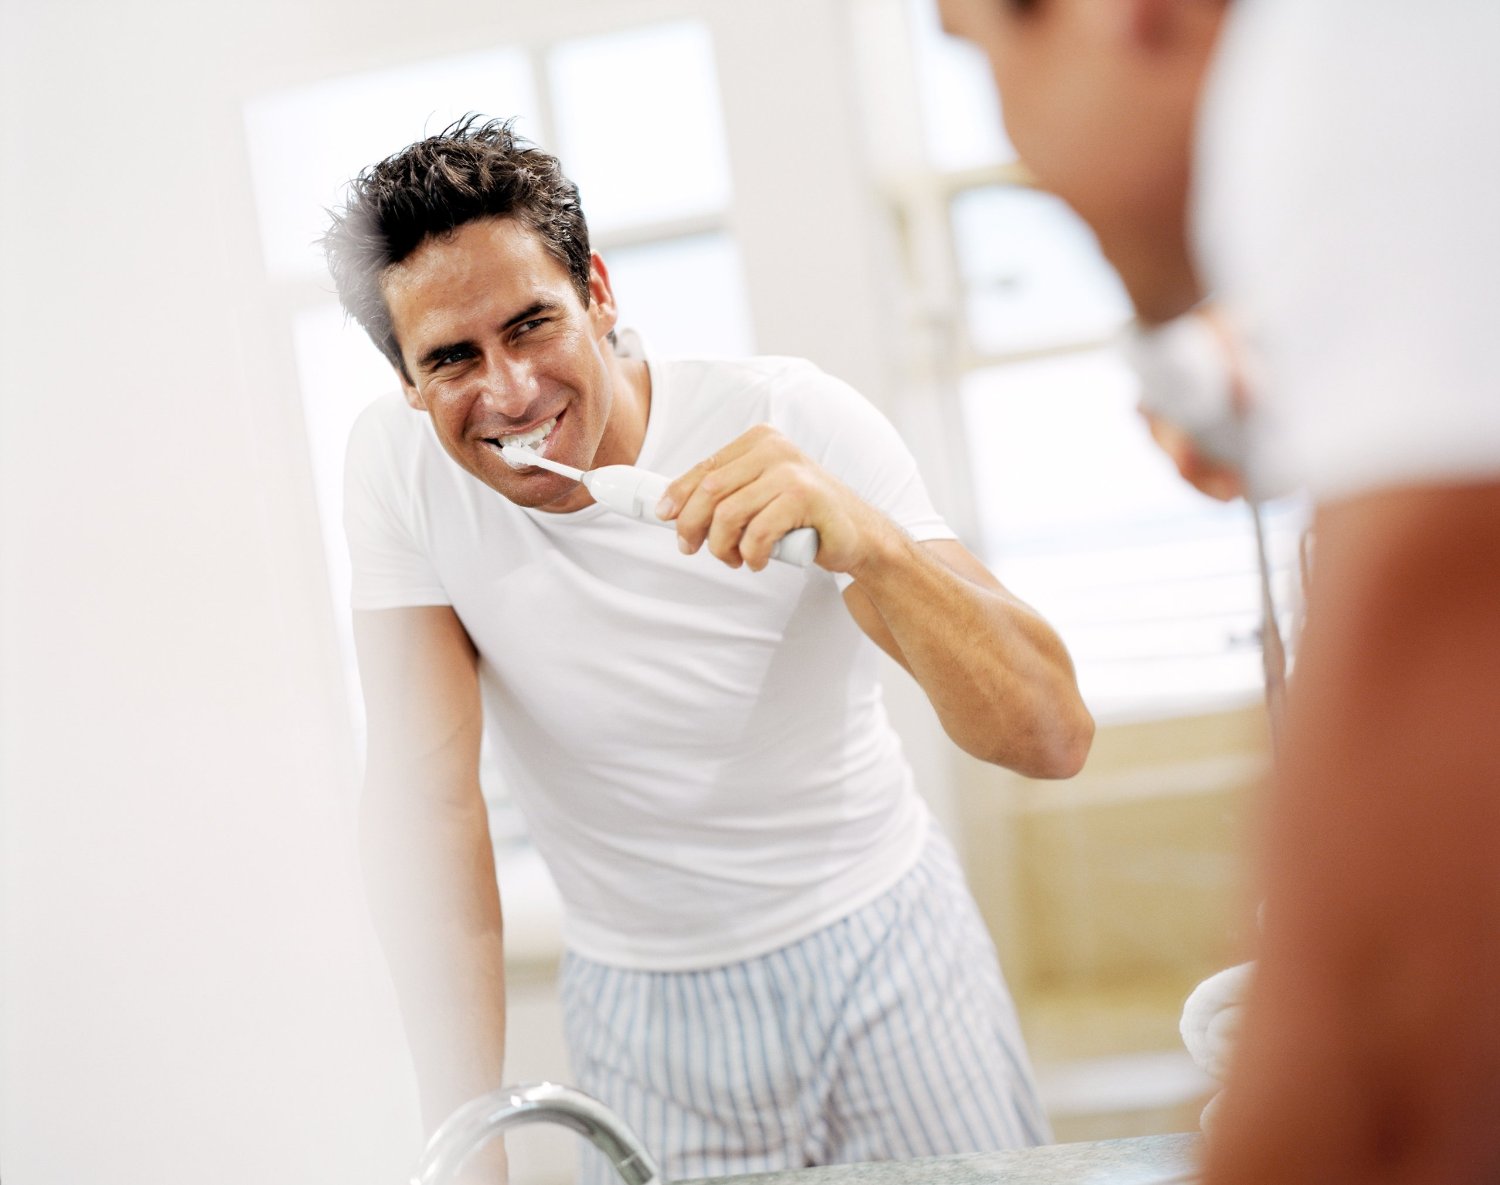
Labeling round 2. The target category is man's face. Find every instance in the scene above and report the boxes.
[382,216,624,513]
[936,0,1223,320]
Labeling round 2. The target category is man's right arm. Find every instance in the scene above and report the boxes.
[1204,483,1500,1185]
[355,605,507,1137]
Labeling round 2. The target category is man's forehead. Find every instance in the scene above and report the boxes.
[382,220,569,305]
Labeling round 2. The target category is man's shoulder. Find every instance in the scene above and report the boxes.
[655,353,858,428]
[347,391,432,469]
[658,352,828,392]
[350,389,420,439]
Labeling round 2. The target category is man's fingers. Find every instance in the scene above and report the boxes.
[738,493,812,571]
[1182,460,1245,503]
[702,477,806,569]
[658,428,777,520]
[1144,411,1244,502]
[672,450,778,552]
[657,452,721,521]
[657,427,824,569]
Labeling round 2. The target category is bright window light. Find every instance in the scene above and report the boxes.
[960,349,1306,717]
[952,185,1133,355]
[547,22,733,234]
[605,233,755,358]
[908,0,1017,171]
[244,48,542,279]
[962,349,1214,547]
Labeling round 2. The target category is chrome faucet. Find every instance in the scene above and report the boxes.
[410,1081,663,1185]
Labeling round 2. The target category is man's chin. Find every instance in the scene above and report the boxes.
[487,471,587,514]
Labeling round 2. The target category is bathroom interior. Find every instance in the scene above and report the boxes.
[2,0,1302,1182]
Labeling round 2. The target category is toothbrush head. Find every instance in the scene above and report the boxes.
[498,444,587,482]
[500,443,538,470]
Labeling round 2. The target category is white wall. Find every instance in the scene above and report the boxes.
[0,3,419,1182]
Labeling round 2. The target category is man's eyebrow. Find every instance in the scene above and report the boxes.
[414,301,560,373]
[501,300,555,331]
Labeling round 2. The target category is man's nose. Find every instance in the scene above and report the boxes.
[472,354,540,419]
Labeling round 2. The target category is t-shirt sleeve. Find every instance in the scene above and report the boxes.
[1197,1,1500,503]
[343,398,452,610]
[773,363,957,590]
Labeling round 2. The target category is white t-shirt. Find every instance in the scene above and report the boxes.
[1195,0,1500,503]
[344,350,956,970]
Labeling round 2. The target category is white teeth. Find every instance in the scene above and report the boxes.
[496,416,557,451]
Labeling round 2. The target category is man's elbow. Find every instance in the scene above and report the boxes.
[960,698,1094,779]
[1032,711,1092,786]
[1025,702,1094,779]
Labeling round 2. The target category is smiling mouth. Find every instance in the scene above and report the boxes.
[485,414,559,462]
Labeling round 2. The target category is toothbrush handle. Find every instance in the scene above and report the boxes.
[586,466,820,567]
[769,527,820,567]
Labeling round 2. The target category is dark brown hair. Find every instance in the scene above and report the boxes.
[322,115,592,378]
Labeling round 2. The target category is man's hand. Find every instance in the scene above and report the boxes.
[656,425,903,573]
[1142,410,1246,501]
[659,425,1091,775]
[1131,303,1250,502]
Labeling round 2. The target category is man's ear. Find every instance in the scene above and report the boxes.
[586,252,620,340]
[397,365,426,411]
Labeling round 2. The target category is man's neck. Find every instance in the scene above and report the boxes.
[594,349,653,469]
[1109,224,1204,327]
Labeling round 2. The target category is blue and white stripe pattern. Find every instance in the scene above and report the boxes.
[558,833,1050,1184]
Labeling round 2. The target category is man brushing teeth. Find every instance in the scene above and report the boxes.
[325,116,1092,1184]
[376,205,650,518]
[489,415,553,458]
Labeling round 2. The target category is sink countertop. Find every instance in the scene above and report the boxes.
[678,1134,1199,1185]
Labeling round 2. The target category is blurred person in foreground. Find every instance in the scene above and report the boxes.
[323,116,1091,1180]
[934,0,1500,1182]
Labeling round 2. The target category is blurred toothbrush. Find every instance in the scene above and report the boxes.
[501,443,819,567]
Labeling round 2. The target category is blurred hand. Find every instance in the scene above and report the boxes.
[1143,410,1246,501]
[1131,302,1252,501]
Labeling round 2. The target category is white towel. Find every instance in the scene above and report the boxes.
[1179,960,1255,1131]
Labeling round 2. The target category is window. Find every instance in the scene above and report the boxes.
[894,0,1306,719]
[951,185,1132,356]
[908,0,1016,171]
[244,48,546,282]
[547,23,733,234]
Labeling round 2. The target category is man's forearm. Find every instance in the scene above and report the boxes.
[847,531,1093,777]
[361,774,508,1134]
[652,424,1092,774]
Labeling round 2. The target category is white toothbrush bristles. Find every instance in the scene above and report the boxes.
[500,443,586,482]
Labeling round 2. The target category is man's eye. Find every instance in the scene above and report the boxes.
[435,347,472,368]
[515,317,548,337]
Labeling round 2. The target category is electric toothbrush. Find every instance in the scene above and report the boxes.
[501,444,820,568]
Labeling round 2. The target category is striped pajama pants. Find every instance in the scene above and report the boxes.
[558,833,1050,1184]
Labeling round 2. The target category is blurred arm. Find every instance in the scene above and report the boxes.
[1206,482,1500,1185]
[355,605,507,1137]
